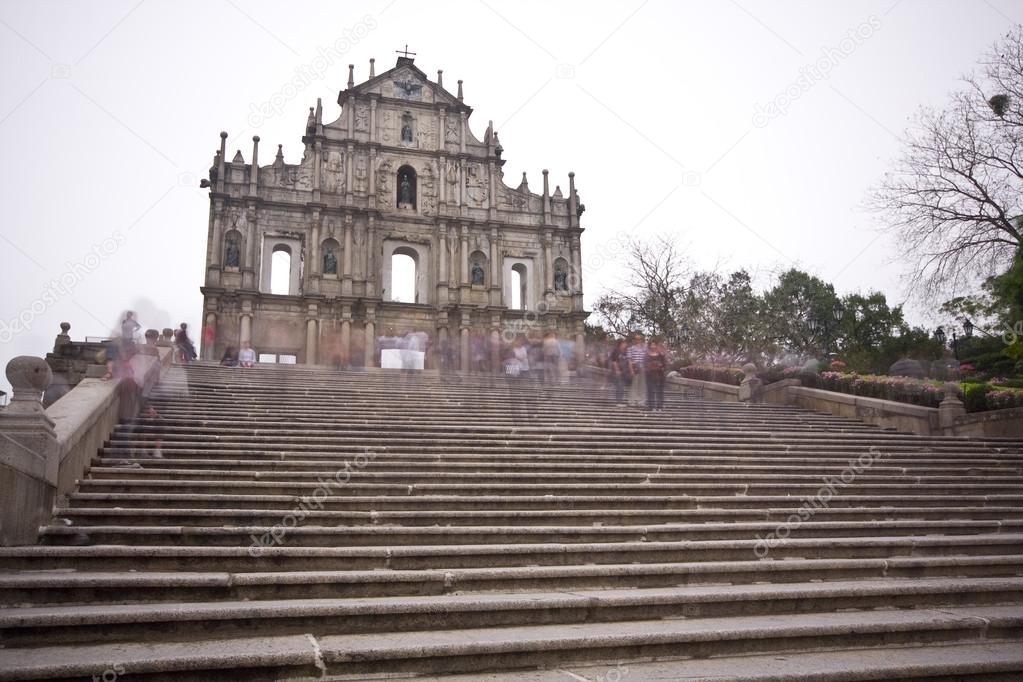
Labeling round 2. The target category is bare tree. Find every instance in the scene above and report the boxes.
[593,236,692,339]
[872,27,1023,301]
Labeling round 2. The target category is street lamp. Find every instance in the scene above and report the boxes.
[935,326,946,345]
[832,302,845,323]
[963,318,974,338]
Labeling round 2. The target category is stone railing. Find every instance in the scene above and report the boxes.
[1,330,175,546]
[668,371,1023,439]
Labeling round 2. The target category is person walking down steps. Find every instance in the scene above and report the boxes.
[645,336,668,412]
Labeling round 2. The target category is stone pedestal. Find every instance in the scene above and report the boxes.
[738,363,763,403]
[939,381,967,433]
[0,356,57,546]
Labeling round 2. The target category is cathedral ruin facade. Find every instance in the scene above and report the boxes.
[199,55,587,369]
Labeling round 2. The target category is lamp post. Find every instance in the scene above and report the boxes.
[935,325,959,361]
[808,302,846,358]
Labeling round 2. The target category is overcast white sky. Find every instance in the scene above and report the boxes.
[0,0,1019,398]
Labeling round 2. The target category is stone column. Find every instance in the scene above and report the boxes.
[204,311,218,361]
[342,214,354,296]
[490,325,501,375]
[306,318,318,365]
[575,327,586,376]
[243,204,259,290]
[365,215,377,297]
[364,305,376,368]
[369,98,377,143]
[368,149,377,210]
[543,230,554,294]
[340,305,352,366]
[460,325,470,372]
[487,227,499,306]
[459,224,469,300]
[238,312,250,349]
[570,233,583,310]
[0,357,57,546]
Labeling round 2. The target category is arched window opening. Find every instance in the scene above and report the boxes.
[511,263,527,311]
[396,165,417,209]
[321,238,340,275]
[391,250,417,303]
[270,245,292,295]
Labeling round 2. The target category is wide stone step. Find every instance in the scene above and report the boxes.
[53,505,1023,527]
[71,478,1023,496]
[37,520,1023,548]
[5,556,1023,607]
[411,641,1023,681]
[311,606,1023,678]
[81,465,1023,486]
[91,454,1023,476]
[3,578,1023,647]
[2,535,1019,571]
[63,492,1023,511]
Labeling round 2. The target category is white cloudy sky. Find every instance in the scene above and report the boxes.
[0,0,1018,397]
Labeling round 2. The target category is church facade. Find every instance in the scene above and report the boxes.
[199,55,587,369]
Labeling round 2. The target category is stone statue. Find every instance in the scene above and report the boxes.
[225,236,240,267]
[399,174,413,206]
[401,121,413,144]
[323,247,337,275]
[554,266,568,292]
[471,261,485,286]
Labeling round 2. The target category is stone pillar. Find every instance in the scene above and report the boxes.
[490,326,501,375]
[738,363,763,403]
[342,214,354,296]
[574,328,585,375]
[204,311,217,361]
[460,325,470,372]
[570,233,583,311]
[489,226,501,306]
[306,317,318,365]
[369,98,377,143]
[364,305,376,368]
[365,215,377,297]
[543,230,554,294]
[437,222,448,304]
[244,204,259,290]
[459,224,469,300]
[0,357,57,546]
[340,305,352,367]
[939,382,966,434]
[239,313,252,348]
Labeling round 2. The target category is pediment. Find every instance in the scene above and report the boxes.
[351,63,460,107]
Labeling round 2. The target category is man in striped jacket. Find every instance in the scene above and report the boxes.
[626,333,648,408]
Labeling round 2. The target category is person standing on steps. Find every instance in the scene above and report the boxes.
[645,336,668,412]
[175,323,197,363]
[609,338,631,405]
[626,333,647,407]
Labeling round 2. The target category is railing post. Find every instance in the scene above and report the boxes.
[0,356,58,545]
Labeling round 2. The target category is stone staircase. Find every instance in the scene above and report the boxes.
[2,362,1023,680]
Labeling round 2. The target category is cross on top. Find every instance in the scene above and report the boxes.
[395,44,416,59]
